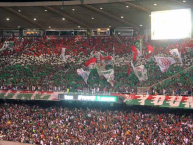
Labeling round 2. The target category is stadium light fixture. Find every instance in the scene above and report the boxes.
[34,18,36,21]
[6,18,10,21]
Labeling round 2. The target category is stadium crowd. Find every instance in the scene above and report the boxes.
[0,36,193,95]
[0,102,193,145]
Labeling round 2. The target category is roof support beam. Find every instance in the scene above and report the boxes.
[123,2,151,13]
[43,6,92,29]
[83,4,139,30]
[0,0,134,7]
[1,7,46,30]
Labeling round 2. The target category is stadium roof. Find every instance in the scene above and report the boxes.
[0,0,192,30]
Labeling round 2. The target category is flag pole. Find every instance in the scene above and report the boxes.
[113,45,115,89]
[139,36,143,57]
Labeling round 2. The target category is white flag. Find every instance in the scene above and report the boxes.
[1,41,14,51]
[131,62,148,82]
[77,68,90,84]
[61,48,71,62]
[154,56,176,73]
[170,48,183,65]
[96,64,105,77]
[101,69,114,86]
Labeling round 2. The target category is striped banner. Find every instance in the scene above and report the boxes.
[0,90,58,100]
[111,93,193,109]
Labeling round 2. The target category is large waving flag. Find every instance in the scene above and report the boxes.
[131,45,137,62]
[100,55,112,61]
[61,48,71,62]
[84,57,97,69]
[134,40,142,57]
[77,68,90,84]
[144,45,154,59]
[1,41,14,51]
[131,62,148,82]
[101,69,114,87]
[170,48,183,65]
[100,55,113,65]
[148,44,154,53]
[96,64,105,77]
[154,56,176,73]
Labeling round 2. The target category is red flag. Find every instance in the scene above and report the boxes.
[84,58,96,67]
[103,56,112,60]
[131,45,137,62]
[127,63,131,75]
[145,53,152,59]
[148,44,154,53]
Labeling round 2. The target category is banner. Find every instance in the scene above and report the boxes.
[154,56,176,72]
[170,48,183,65]
[0,90,57,100]
[111,93,193,109]
[101,69,114,86]
[1,41,14,51]
[131,62,148,82]
[77,68,90,84]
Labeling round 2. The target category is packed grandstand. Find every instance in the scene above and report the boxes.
[0,0,193,145]
[0,34,193,144]
[0,101,193,144]
[0,36,193,95]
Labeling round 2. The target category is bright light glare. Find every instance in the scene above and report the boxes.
[151,9,191,40]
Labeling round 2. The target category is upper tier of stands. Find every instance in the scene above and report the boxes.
[0,36,193,95]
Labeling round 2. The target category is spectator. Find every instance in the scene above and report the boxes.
[0,102,192,144]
